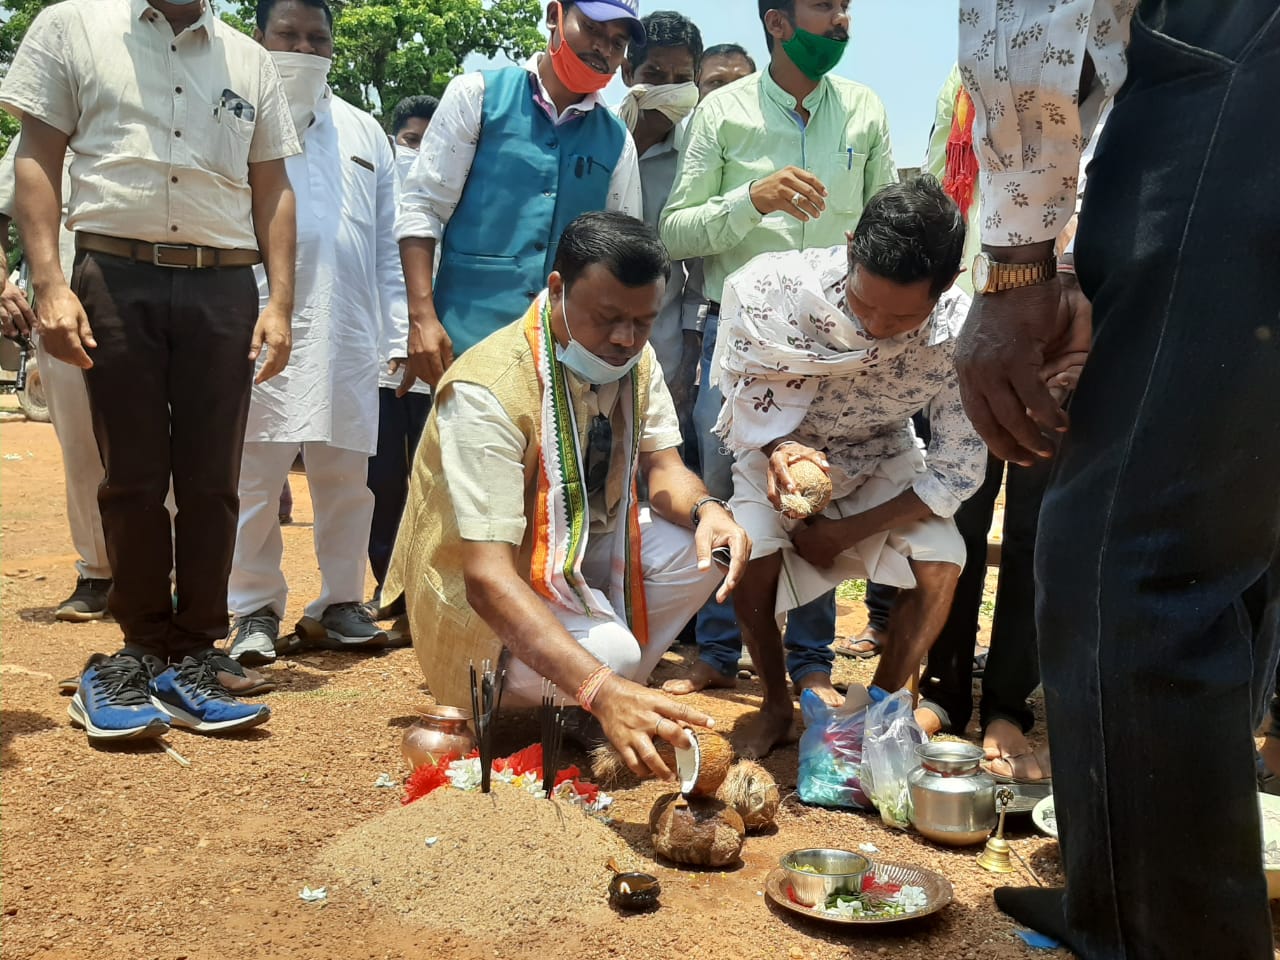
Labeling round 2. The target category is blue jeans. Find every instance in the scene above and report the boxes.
[692,308,836,682]
[1035,7,1280,956]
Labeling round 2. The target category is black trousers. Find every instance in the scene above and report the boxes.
[1040,3,1280,956]
[919,452,1050,734]
[366,386,432,593]
[76,251,258,658]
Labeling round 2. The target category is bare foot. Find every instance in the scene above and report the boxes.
[794,672,843,708]
[661,659,737,696]
[983,717,1031,759]
[915,704,944,737]
[730,708,795,759]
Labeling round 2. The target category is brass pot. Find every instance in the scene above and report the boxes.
[402,704,476,771]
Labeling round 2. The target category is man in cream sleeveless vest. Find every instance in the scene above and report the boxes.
[385,213,750,776]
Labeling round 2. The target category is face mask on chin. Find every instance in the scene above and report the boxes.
[781,27,848,81]
[270,50,332,141]
[555,293,642,384]
[547,3,615,95]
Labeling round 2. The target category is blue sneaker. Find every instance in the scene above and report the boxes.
[68,653,171,743]
[150,654,272,733]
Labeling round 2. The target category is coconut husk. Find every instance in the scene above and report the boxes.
[780,458,833,517]
[590,728,734,797]
[649,792,745,867]
[715,760,780,832]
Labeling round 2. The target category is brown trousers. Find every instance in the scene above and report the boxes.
[74,250,258,658]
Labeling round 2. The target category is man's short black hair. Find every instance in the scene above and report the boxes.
[701,43,756,71]
[257,0,333,32]
[758,0,794,51]
[391,96,440,135]
[626,10,704,70]
[848,176,967,300]
[554,212,672,290]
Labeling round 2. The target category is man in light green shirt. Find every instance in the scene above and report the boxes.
[656,0,896,710]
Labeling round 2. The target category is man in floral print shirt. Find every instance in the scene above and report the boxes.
[957,3,1280,956]
[712,177,985,758]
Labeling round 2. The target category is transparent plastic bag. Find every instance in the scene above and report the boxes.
[859,689,927,828]
[796,689,871,809]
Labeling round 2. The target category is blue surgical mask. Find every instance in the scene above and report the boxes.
[554,295,642,385]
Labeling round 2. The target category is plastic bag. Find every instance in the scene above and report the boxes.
[859,689,927,829]
[796,689,871,809]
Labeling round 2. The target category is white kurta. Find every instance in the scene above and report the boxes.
[247,92,406,454]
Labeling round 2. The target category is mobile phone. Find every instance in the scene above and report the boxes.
[711,546,732,570]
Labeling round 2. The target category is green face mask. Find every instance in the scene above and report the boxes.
[781,28,848,80]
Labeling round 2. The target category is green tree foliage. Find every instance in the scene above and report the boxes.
[0,0,547,153]
[224,0,546,124]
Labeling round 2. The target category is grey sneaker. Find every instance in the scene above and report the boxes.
[228,607,280,666]
[316,601,388,648]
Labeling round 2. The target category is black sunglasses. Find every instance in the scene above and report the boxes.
[585,413,612,494]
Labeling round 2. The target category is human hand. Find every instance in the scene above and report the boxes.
[407,304,453,389]
[33,282,95,368]
[389,357,419,397]
[766,442,829,516]
[592,673,716,780]
[693,503,751,603]
[1,275,36,338]
[749,166,828,221]
[250,300,293,383]
[955,276,1091,465]
[792,514,859,569]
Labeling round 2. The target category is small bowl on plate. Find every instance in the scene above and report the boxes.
[779,848,871,908]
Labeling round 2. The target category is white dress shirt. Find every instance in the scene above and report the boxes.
[245,92,405,455]
[958,1,1135,245]
[395,55,641,243]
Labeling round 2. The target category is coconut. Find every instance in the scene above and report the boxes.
[590,728,734,798]
[715,760,780,832]
[780,458,833,517]
[649,792,745,867]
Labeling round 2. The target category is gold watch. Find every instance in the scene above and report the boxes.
[971,251,1057,294]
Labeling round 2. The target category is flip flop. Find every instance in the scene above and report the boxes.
[832,632,881,660]
[982,750,1052,785]
[973,650,989,677]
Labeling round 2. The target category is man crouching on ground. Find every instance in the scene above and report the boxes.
[384,211,750,777]
[716,176,986,758]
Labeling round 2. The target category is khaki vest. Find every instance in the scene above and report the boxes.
[384,316,653,711]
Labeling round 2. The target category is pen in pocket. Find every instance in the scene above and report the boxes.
[847,147,853,170]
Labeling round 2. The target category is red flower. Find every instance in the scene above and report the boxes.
[402,752,460,805]
[553,765,581,787]
[503,743,544,777]
[860,872,902,897]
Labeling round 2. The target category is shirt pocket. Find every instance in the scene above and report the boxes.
[816,150,867,215]
[195,111,256,183]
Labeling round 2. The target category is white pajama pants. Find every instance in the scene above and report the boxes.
[34,336,110,579]
[228,440,374,619]
[502,509,723,708]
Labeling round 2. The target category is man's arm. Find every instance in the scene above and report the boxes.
[16,115,92,365]
[395,74,484,389]
[247,157,295,384]
[461,538,715,780]
[954,1,1130,463]
[642,446,750,602]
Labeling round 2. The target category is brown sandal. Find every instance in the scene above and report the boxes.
[832,632,881,660]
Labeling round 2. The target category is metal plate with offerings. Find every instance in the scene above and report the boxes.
[764,861,953,926]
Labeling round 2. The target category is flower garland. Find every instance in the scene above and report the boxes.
[402,742,611,813]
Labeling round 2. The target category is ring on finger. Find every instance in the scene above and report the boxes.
[790,191,804,207]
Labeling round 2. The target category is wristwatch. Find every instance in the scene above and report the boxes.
[691,496,731,528]
[971,251,1057,295]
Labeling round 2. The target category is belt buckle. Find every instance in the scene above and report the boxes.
[152,243,198,268]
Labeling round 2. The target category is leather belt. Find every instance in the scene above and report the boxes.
[76,232,261,269]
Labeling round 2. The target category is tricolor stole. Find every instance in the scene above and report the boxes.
[523,296,650,645]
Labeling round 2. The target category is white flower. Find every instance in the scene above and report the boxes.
[299,886,328,902]
[894,885,928,913]
[373,773,397,789]
[445,757,483,791]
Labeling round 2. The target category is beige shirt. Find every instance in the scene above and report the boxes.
[0,0,299,251]
[438,346,682,545]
